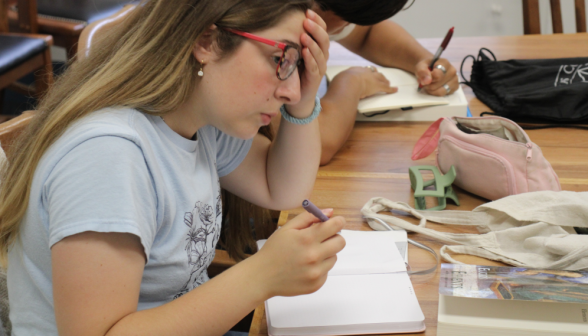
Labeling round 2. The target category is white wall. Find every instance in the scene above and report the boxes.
[391,0,586,38]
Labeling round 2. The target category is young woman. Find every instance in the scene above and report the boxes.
[0,0,346,335]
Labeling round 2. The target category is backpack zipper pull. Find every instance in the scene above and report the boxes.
[526,143,533,161]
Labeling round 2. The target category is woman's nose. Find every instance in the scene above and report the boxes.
[275,70,301,104]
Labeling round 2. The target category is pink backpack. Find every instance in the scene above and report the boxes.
[412,116,561,201]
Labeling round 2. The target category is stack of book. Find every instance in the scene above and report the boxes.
[437,264,588,336]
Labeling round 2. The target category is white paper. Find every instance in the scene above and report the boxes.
[329,230,406,276]
[268,273,424,329]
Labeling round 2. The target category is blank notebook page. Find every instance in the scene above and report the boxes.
[267,273,424,329]
[328,230,406,275]
[264,230,425,334]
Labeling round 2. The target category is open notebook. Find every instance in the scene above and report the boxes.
[326,42,468,121]
[326,65,451,113]
[260,230,425,336]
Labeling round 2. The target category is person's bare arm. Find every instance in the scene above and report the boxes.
[318,67,396,165]
[53,211,345,336]
[52,231,267,336]
[315,21,460,165]
[339,20,459,95]
[220,11,328,208]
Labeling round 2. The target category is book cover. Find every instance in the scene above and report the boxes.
[439,264,588,303]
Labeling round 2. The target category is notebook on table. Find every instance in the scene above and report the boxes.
[326,42,468,121]
[260,230,425,336]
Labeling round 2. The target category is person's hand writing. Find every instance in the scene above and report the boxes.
[252,209,346,298]
[337,66,398,99]
[415,58,459,96]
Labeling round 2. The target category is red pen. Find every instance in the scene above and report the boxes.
[418,26,454,90]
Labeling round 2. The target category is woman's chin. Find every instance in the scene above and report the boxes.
[225,127,260,140]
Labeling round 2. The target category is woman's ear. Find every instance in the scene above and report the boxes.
[193,24,218,62]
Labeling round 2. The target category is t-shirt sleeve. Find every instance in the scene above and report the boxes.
[44,136,157,259]
[214,129,253,177]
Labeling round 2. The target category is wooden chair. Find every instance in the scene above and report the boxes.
[523,0,587,34]
[76,3,136,60]
[0,109,34,154]
[0,0,53,113]
[8,0,130,59]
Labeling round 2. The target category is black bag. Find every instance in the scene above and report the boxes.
[461,48,588,126]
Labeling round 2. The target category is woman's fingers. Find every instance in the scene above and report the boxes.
[426,77,460,96]
[282,209,333,230]
[307,9,327,31]
[310,215,345,243]
[302,34,326,76]
[353,68,398,98]
[419,58,460,96]
[319,233,346,260]
[415,60,433,87]
[305,9,329,54]
[303,10,330,75]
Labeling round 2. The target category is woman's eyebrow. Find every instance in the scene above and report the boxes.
[279,39,301,50]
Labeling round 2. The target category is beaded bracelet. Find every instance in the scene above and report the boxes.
[279,96,322,125]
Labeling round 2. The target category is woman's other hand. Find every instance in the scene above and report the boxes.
[252,209,346,297]
[285,9,330,118]
[337,66,398,99]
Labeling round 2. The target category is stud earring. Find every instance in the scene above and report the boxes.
[198,60,204,77]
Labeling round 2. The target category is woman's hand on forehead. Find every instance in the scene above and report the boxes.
[283,9,330,119]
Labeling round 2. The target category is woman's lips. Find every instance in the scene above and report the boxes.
[260,112,277,125]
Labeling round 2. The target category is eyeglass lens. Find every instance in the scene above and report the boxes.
[278,47,301,80]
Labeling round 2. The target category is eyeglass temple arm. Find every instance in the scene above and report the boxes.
[225,29,287,50]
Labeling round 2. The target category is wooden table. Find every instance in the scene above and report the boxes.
[248,33,588,336]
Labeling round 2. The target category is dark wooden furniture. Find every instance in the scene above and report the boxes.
[523,0,586,34]
[8,0,129,59]
[249,33,588,336]
[0,109,33,154]
[0,0,53,113]
[76,4,136,60]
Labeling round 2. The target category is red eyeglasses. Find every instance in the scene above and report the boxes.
[225,28,303,81]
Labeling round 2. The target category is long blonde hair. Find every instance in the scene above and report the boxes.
[0,0,312,264]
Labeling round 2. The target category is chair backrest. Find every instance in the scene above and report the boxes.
[0,111,35,156]
[77,4,136,60]
[523,0,587,34]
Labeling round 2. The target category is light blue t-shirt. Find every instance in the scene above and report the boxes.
[7,107,253,335]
